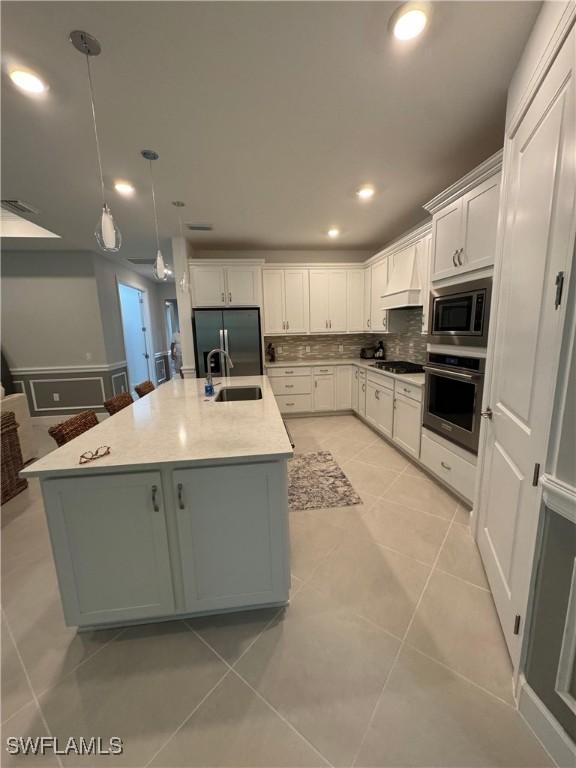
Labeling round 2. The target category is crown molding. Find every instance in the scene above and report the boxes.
[423,150,503,215]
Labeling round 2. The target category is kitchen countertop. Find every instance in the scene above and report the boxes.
[22,376,294,479]
[265,358,425,387]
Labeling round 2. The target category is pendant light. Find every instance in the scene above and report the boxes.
[172,201,189,293]
[142,150,168,281]
[70,30,121,252]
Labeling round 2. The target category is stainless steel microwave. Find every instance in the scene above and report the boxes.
[428,277,492,347]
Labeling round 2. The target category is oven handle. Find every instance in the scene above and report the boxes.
[423,365,482,382]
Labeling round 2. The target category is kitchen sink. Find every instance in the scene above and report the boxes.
[214,386,262,402]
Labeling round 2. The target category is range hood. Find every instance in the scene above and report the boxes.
[381,245,422,309]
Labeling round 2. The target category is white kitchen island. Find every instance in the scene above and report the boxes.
[22,376,293,629]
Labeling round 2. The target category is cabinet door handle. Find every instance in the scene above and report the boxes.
[403,387,410,393]
[315,380,318,388]
[286,402,295,406]
[441,461,452,471]
[452,250,458,267]
[285,384,294,388]
[285,370,294,374]
[151,485,160,512]
[367,318,371,328]
[325,320,328,328]
[375,390,380,400]
[362,384,366,392]
[354,370,358,379]
[221,291,225,303]
[457,248,463,266]
[229,292,233,303]
[177,482,185,510]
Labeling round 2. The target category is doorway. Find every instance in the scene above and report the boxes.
[118,283,152,397]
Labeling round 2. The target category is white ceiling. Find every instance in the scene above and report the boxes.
[1,1,540,274]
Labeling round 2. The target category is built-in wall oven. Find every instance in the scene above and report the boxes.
[423,352,485,454]
[428,277,492,347]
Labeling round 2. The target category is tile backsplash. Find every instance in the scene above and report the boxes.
[265,308,427,363]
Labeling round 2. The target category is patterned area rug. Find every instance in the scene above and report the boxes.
[288,450,362,511]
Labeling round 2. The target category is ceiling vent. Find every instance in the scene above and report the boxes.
[187,223,213,232]
[1,199,39,216]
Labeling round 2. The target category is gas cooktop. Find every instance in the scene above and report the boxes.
[371,360,424,374]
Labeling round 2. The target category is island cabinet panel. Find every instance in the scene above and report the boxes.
[173,462,289,611]
[43,472,175,627]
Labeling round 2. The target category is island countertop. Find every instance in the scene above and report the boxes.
[22,376,294,479]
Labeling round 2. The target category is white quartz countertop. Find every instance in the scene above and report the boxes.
[23,376,294,479]
[265,358,425,387]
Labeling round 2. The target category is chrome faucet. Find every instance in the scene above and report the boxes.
[206,348,234,386]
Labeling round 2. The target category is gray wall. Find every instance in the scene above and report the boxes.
[1,251,107,368]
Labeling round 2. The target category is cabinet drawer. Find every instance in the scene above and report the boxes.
[267,367,311,377]
[367,372,394,391]
[313,366,334,375]
[395,381,422,402]
[420,433,476,501]
[270,376,311,395]
[275,394,313,413]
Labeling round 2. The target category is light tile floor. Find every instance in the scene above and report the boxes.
[1,418,551,767]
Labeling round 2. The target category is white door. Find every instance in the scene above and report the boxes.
[376,386,394,438]
[370,259,389,331]
[363,268,372,330]
[313,374,335,411]
[328,271,348,332]
[43,473,174,626]
[284,269,309,334]
[460,174,501,275]
[174,463,288,610]
[226,266,260,306]
[191,266,226,307]
[347,270,365,332]
[262,270,285,334]
[431,201,462,281]
[309,270,330,332]
[477,34,575,667]
[118,282,151,396]
[351,366,359,412]
[393,393,422,458]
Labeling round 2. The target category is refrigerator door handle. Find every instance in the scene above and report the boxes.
[223,329,230,376]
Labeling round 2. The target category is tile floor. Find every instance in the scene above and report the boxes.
[1,417,551,767]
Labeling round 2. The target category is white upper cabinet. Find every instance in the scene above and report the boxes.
[262,270,285,334]
[262,269,309,334]
[226,266,261,306]
[309,270,347,332]
[370,258,389,332]
[284,270,309,334]
[190,265,227,306]
[347,270,365,332]
[190,264,261,307]
[426,153,502,283]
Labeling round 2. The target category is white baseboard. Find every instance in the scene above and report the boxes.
[518,675,576,767]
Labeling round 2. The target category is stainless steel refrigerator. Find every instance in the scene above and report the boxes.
[193,308,263,378]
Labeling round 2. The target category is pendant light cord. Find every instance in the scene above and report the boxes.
[148,160,161,251]
[85,54,106,205]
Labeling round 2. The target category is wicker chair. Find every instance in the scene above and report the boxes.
[1,411,28,503]
[103,392,133,416]
[135,380,155,398]
[48,410,99,447]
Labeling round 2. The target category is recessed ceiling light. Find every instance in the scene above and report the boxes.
[393,5,428,41]
[9,69,48,94]
[357,185,375,201]
[327,227,340,239]
[114,181,135,196]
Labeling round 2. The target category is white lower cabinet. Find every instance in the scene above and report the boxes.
[43,472,175,626]
[335,366,352,410]
[173,463,288,610]
[313,371,335,411]
[358,369,367,417]
[420,431,476,500]
[366,378,394,437]
[351,366,360,412]
[392,392,422,458]
[276,394,313,413]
